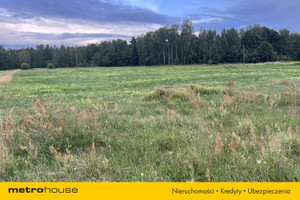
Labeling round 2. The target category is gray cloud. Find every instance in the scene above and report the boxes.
[189,0,300,32]
[21,32,131,40]
[0,0,177,48]
[1,0,299,48]
[0,0,179,24]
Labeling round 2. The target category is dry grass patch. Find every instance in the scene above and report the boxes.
[0,70,19,84]
[0,136,9,174]
[143,84,222,101]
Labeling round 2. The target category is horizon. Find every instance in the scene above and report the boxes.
[1,0,300,49]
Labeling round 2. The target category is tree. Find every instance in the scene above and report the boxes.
[220,28,242,63]
[53,45,69,67]
[2,22,300,67]
[91,52,102,66]
[67,47,77,67]
[288,33,300,60]
[7,49,19,69]
[242,29,262,52]
[170,24,180,64]
[254,41,276,62]
[198,28,208,63]
[181,20,194,64]
[241,25,279,62]
[155,27,168,65]
[139,31,157,65]
[18,48,31,67]
[32,45,46,68]
[279,29,290,57]
[86,44,99,65]
[43,45,54,65]
[0,45,13,70]
[211,35,222,64]
[129,37,139,66]
[115,39,129,66]
[206,30,217,60]
[262,27,281,54]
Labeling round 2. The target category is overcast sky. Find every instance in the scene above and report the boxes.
[0,0,299,49]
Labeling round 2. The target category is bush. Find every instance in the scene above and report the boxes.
[278,55,291,61]
[79,63,87,67]
[174,57,180,65]
[144,56,156,66]
[254,41,276,62]
[47,63,55,69]
[20,63,30,70]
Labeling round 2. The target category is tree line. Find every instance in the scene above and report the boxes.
[1,20,300,70]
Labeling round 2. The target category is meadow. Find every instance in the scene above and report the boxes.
[0,63,299,182]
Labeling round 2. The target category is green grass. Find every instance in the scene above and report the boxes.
[0,63,300,182]
[0,70,16,76]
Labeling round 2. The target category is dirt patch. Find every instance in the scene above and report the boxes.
[0,70,19,85]
[0,74,13,83]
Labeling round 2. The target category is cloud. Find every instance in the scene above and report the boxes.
[227,0,300,32]
[0,0,180,48]
[0,15,163,47]
[192,17,223,24]
[188,0,300,32]
[1,0,300,48]
[119,0,160,13]
[0,0,178,24]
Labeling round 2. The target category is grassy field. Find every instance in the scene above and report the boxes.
[0,63,300,182]
[0,70,15,76]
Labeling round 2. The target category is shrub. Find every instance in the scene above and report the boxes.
[47,63,55,69]
[278,55,291,61]
[174,57,180,65]
[20,63,30,70]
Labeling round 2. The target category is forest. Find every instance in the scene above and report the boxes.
[1,20,300,70]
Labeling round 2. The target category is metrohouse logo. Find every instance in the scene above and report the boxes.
[8,187,78,194]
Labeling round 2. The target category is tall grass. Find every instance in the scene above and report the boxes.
[0,135,9,175]
[0,64,300,181]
